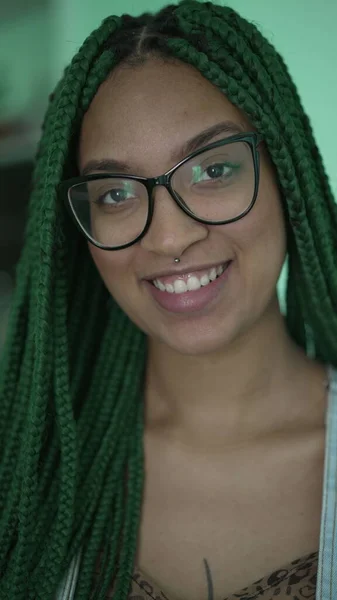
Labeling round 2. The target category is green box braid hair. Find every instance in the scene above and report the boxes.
[0,1,336,598]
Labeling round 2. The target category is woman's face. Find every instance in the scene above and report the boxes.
[78,57,287,356]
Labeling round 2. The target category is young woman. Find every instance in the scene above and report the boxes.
[1,1,336,599]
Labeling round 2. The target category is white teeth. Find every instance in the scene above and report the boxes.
[209,268,217,281]
[174,280,188,294]
[153,262,229,294]
[187,276,201,291]
[200,274,210,286]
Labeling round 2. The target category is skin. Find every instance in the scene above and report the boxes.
[79,57,328,599]
[79,56,326,444]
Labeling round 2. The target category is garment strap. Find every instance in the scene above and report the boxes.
[55,550,81,600]
[316,364,337,600]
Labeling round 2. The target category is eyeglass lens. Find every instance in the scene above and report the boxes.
[68,141,255,248]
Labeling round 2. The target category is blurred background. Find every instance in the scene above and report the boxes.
[1,0,336,350]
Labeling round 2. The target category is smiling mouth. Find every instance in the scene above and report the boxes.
[151,261,231,294]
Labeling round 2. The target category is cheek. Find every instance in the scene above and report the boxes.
[88,243,133,295]
[223,207,282,254]
[219,180,287,279]
[239,172,286,253]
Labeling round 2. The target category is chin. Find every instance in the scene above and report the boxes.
[153,319,240,357]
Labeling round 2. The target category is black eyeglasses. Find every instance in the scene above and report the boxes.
[59,132,264,251]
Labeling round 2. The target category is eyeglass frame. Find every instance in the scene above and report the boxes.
[59,131,264,251]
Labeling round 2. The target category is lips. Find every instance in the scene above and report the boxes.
[144,260,233,314]
[153,263,228,293]
[144,260,232,284]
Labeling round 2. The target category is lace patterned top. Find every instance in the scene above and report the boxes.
[127,551,318,599]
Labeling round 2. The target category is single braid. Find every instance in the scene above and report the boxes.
[90,486,125,600]
[74,446,127,599]
[0,316,36,570]
[112,400,144,600]
[76,305,130,473]
[31,239,78,599]
[0,264,30,437]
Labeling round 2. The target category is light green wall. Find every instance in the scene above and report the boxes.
[0,5,53,164]
[0,6,52,121]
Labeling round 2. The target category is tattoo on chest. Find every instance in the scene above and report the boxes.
[203,558,214,600]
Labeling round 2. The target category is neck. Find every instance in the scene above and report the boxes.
[144,297,326,448]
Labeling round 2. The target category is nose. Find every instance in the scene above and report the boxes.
[140,185,208,257]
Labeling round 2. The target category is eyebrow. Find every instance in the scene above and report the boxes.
[81,120,245,176]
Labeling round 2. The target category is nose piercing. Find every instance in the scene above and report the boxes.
[174,258,180,263]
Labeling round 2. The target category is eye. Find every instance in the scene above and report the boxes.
[192,162,239,183]
[90,180,138,208]
[96,188,133,205]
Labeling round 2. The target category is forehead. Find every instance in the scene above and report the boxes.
[78,57,252,173]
